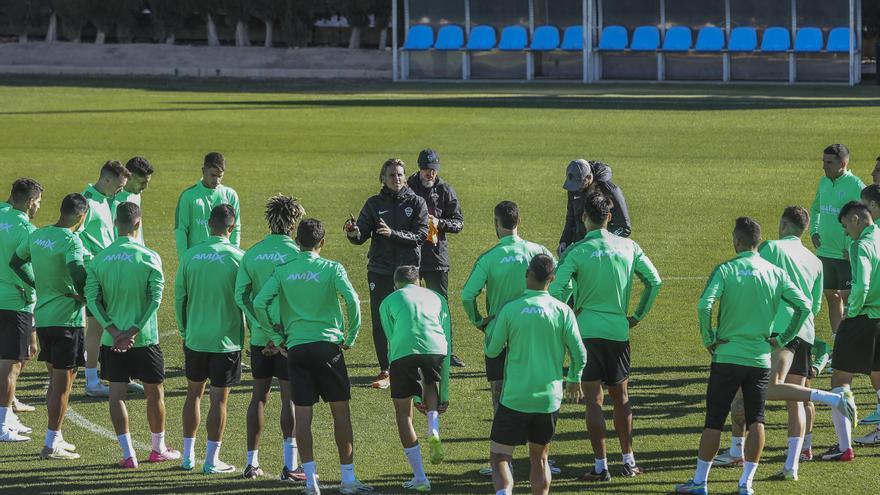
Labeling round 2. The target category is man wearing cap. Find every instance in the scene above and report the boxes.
[558,159,632,257]
[407,149,466,368]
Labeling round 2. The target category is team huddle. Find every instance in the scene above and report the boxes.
[0,145,879,495]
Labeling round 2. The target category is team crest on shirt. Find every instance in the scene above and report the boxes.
[404,207,413,218]
[0,223,11,232]
[369,282,376,291]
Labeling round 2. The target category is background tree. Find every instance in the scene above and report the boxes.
[148,0,189,44]
[247,0,285,47]
[371,0,390,50]
[190,0,222,46]
[281,0,323,48]
[3,0,49,42]
[222,0,250,47]
[50,0,90,42]
[334,0,371,49]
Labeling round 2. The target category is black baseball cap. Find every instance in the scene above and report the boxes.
[418,149,441,171]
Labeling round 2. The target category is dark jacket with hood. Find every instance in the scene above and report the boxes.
[559,162,632,246]
[406,173,464,272]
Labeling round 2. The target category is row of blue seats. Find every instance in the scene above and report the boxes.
[402,24,853,54]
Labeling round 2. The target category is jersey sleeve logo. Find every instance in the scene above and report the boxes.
[287,272,320,282]
[192,253,227,264]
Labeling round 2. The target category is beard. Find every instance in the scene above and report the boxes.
[420,177,436,188]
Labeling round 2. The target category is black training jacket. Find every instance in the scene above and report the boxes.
[407,174,464,272]
[348,186,429,275]
[559,165,632,245]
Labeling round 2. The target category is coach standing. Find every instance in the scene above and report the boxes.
[558,159,631,256]
[407,149,466,368]
[346,158,428,390]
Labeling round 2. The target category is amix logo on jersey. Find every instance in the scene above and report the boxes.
[196,219,209,226]
[192,253,226,264]
[499,255,523,264]
[34,239,56,250]
[591,249,620,258]
[288,272,321,282]
[0,223,12,232]
[521,306,545,315]
[254,252,289,263]
[736,268,757,277]
[104,253,134,263]
[820,204,841,215]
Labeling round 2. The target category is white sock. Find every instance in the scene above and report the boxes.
[183,437,195,461]
[247,449,259,467]
[206,440,221,465]
[118,433,134,460]
[785,437,803,472]
[404,444,427,482]
[496,490,511,495]
[0,407,9,429]
[730,435,744,458]
[739,461,758,489]
[594,458,607,473]
[45,429,58,449]
[804,433,812,450]
[150,431,166,453]
[810,389,841,407]
[284,437,298,470]
[622,452,636,467]
[340,463,356,484]
[303,461,318,488]
[694,458,712,485]
[85,368,99,387]
[427,410,440,437]
[831,387,853,451]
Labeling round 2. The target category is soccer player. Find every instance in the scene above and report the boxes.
[549,193,660,481]
[11,193,88,457]
[379,265,452,492]
[2,187,32,416]
[234,194,305,480]
[486,254,587,495]
[254,218,372,495]
[174,152,241,259]
[558,159,631,256]
[0,178,41,441]
[175,204,245,474]
[115,156,154,242]
[461,200,553,477]
[85,202,179,468]
[346,158,428,389]
[871,155,880,186]
[675,217,811,495]
[80,160,131,397]
[855,184,880,441]
[823,201,880,461]
[407,148,466,368]
[810,144,865,334]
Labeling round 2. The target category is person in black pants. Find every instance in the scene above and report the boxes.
[346,158,429,389]
[407,149,466,368]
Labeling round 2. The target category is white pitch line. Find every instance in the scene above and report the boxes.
[65,407,152,452]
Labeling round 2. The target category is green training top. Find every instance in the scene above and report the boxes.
[0,202,9,213]
[16,226,86,327]
[759,236,823,344]
[0,208,36,313]
[698,251,811,368]
[78,184,117,262]
[810,170,865,260]
[549,229,662,341]
[174,181,241,259]
[485,289,587,413]
[234,234,300,347]
[380,284,452,402]
[847,223,880,318]
[114,190,144,243]
[85,236,163,348]
[174,235,245,353]
[253,251,361,349]
[461,234,553,337]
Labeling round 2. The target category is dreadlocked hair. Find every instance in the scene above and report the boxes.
[265,194,305,235]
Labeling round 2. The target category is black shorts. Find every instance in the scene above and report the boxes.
[184,347,241,387]
[0,310,33,361]
[832,315,880,374]
[100,344,165,384]
[485,348,507,382]
[582,338,630,386]
[250,345,289,381]
[390,354,444,399]
[784,337,812,377]
[820,256,852,290]
[490,404,559,446]
[705,362,770,430]
[37,327,85,370]
[287,341,350,406]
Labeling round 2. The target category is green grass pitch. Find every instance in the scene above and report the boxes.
[1,77,879,494]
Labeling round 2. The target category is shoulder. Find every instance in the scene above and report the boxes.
[178,183,199,199]
[222,185,240,199]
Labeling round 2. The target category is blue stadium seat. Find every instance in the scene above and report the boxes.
[826,27,852,52]
[560,25,583,51]
[630,26,660,51]
[794,27,823,52]
[760,26,791,52]
[662,26,692,52]
[695,26,725,52]
[728,27,757,52]
[498,25,528,51]
[530,25,560,51]
[466,25,497,51]
[434,25,464,51]
[403,25,434,51]
[598,25,628,51]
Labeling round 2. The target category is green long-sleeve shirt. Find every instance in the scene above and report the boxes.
[174,235,245,353]
[234,234,300,347]
[0,202,9,213]
[78,184,117,262]
[380,284,452,402]
[85,237,163,348]
[759,236,823,344]
[461,234,553,337]
[485,289,586,413]
[847,223,880,318]
[549,229,661,341]
[0,208,36,313]
[16,226,86,327]
[253,251,361,349]
[810,170,865,260]
[174,181,241,259]
[698,251,811,368]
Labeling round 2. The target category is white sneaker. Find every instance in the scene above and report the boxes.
[478,466,493,476]
[40,445,80,460]
[12,398,35,413]
[0,427,30,442]
[855,428,880,445]
[339,479,374,494]
[712,449,744,467]
[85,383,110,397]
[56,439,76,451]
[7,414,32,434]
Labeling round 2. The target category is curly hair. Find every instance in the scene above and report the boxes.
[265,194,306,235]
